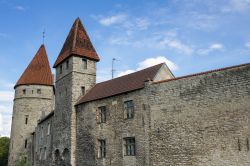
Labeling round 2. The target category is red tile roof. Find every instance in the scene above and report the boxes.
[15,45,53,88]
[153,62,250,84]
[53,17,100,68]
[76,63,164,105]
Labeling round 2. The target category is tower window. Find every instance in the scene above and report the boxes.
[25,115,28,124]
[81,86,85,95]
[124,100,134,119]
[82,58,87,69]
[37,89,41,94]
[124,137,136,156]
[23,89,26,94]
[59,65,62,74]
[66,60,69,69]
[47,123,50,135]
[98,139,106,158]
[25,139,27,148]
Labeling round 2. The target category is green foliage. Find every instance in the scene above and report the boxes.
[0,137,10,166]
[16,156,28,166]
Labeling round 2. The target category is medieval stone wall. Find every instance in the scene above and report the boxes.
[147,64,250,166]
[8,85,54,166]
[76,89,151,166]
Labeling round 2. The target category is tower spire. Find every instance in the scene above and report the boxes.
[53,17,100,68]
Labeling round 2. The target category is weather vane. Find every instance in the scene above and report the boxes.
[42,29,45,44]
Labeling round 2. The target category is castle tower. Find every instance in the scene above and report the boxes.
[8,45,54,166]
[52,18,100,165]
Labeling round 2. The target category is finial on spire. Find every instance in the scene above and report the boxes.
[42,29,45,44]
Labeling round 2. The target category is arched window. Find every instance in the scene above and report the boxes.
[62,148,70,165]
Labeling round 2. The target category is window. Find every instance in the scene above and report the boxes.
[82,58,87,69]
[47,124,50,135]
[66,60,69,69]
[81,86,85,95]
[98,106,106,123]
[124,100,134,119]
[25,115,28,124]
[124,137,135,156]
[44,147,47,160]
[25,139,27,149]
[59,65,62,74]
[98,139,106,158]
[23,89,26,94]
[37,89,41,94]
[41,127,44,139]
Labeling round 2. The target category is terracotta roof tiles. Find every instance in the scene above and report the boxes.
[76,63,164,105]
[53,17,100,68]
[15,45,53,88]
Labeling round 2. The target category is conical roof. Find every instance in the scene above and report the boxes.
[15,45,53,88]
[53,17,100,68]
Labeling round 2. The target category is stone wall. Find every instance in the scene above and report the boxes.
[147,64,250,166]
[34,112,54,166]
[76,89,151,166]
[8,85,54,166]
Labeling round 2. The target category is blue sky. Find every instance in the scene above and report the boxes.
[0,0,250,136]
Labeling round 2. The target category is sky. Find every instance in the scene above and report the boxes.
[0,0,250,136]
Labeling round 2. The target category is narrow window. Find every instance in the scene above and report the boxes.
[82,58,87,69]
[25,115,28,124]
[124,137,136,156]
[32,90,34,94]
[98,139,106,158]
[66,60,69,69]
[37,89,41,94]
[124,100,134,119]
[44,147,47,159]
[81,86,85,95]
[98,106,106,123]
[247,138,249,151]
[47,124,50,135]
[41,127,44,138]
[59,65,62,74]
[25,139,27,148]
[238,138,241,151]
[23,89,26,94]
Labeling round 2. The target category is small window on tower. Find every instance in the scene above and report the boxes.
[23,89,26,94]
[25,115,28,124]
[81,86,85,95]
[37,89,41,94]
[98,139,106,158]
[25,139,27,149]
[66,60,69,69]
[82,58,87,69]
[59,65,62,74]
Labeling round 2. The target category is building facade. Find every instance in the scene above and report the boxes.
[8,17,250,166]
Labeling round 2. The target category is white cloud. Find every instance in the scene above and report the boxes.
[99,14,127,26]
[14,5,25,11]
[159,39,194,55]
[222,0,250,13]
[0,80,14,89]
[0,91,14,102]
[117,56,178,77]
[245,42,250,48]
[0,113,11,137]
[197,43,224,55]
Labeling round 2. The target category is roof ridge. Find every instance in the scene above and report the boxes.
[97,63,165,85]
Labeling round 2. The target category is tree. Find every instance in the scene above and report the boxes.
[0,137,10,166]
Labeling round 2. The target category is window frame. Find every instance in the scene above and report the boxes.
[124,137,136,156]
[98,139,106,158]
[124,100,134,119]
[82,58,87,69]
[99,106,106,123]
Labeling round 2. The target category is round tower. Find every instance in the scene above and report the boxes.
[8,45,54,166]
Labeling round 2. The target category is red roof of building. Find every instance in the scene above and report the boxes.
[53,17,100,68]
[76,63,164,105]
[15,45,53,88]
